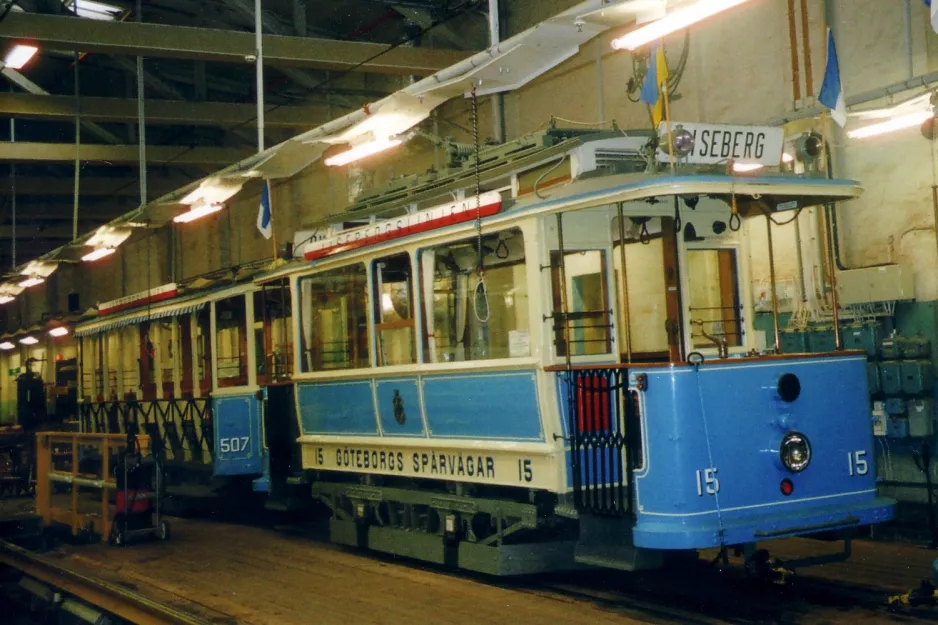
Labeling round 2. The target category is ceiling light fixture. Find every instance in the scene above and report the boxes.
[19,336,38,345]
[611,0,754,51]
[0,295,14,305]
[82,247,116,262]
[65,0,121,21]
[325,137,403,167]
[848,110,935,139]
[48,327,69,338]
[3,44,38,70]
[18,276,44,288]
[173,202,224,224]
[0,342,14,350]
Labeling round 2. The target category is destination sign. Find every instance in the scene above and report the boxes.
[657,122,785,167]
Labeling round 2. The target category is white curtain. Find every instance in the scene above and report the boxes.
[455,273,468,362]
[421,251,437,364]
[300,279,314,371]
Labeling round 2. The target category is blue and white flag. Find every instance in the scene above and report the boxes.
[818,27,847,128]
[928,0,938,33]
[257,179,272,240]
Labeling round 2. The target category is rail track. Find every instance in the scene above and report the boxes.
[0,538,212,625]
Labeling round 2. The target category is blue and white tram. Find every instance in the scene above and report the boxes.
[75,265,297,504]
[265,126,895,575]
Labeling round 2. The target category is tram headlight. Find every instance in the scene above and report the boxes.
[779,431,811,473]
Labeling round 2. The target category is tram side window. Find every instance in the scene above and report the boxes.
[373,253,415,366]
[550,250,612,357]
[215,295,248,387]
[687,249,743,350]
[299,264,370,372]
[421,228,529,363]
[254,283,294,383]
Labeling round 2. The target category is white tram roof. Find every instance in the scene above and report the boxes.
[255,171,861,283]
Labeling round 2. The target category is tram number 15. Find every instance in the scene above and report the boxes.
[695,468,720,496]
[847,450,868,476]
[219,437,250,454]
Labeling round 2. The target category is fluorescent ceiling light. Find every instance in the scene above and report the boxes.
[611,0,754,51]
[48,327,69,337]
[0,295,14,305]
[65,0,121,21]
[82,247,116,262]
[173,202,224,224]
[18,276,45,288]
[4,45,38,70]
[0,342,14,350]
[732,162,763,172]
[847,111,934,139]
[325,138,403,167]
[19,336,38,345]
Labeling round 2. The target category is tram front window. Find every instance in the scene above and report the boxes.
[421,228,529,363]
[687,248,743,351]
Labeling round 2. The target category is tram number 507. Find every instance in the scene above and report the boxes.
[695,468,720,496]
[847,450,868,476]
[219,436,250,454]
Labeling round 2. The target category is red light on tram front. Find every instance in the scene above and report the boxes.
[780,478,794,496]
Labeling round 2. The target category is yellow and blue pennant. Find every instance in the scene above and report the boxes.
[639,44,670,129]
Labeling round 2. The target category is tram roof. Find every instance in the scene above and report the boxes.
[255,171,861,283]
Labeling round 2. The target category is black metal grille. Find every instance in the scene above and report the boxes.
[565,368,639,516]
[79,398,213,465]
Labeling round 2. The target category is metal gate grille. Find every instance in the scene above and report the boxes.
[566,368,637,516]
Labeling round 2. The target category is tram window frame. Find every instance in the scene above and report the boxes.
[254,282,294,384]
[298,263,370,372]
[419,227,530,364]
[372,253,416,367]
[214,294,249,388]
[685,246,745,352]
[549,249,613,358]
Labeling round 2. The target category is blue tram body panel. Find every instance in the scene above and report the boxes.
[555,355,894,550]
[296,371,544,441]
[422,371,543,441]
[213,394,264,477]
[297,380,378,435]
[375,379,425,436]
[627,356,893,549]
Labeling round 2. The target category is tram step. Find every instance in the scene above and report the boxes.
[574,515,663,572]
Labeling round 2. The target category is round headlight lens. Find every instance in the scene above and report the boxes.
[780,431,811,473]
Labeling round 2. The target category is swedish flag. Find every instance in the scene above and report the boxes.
[639,44,670,129]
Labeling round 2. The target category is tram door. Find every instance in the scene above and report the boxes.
[612,216,680,364]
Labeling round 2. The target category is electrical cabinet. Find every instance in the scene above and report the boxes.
[836,264,914,306]
[885,396,906,416]
[843,322,883,357]
[879,361,903,396]
[887,416,910,439]
[779,330,809,354]
[900,360,935,395]
[808,327,837,353]
[908,398,935,438]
